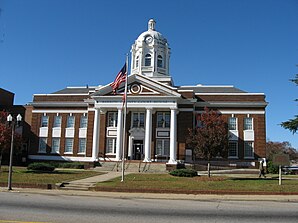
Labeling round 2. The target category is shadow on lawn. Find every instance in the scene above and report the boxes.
[230,177,279,181]
[24,170,77,174]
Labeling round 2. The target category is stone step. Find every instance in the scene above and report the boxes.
[59,182,92,191]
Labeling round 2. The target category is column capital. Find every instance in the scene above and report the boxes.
[99,109,106,114]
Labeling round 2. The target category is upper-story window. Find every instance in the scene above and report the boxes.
[145,54,151,66]
[41,115,49,127]
[136,56,139,68]
[53,116,61,128]
[80,115,88,128]
[132,112,145,128]
[157,112,170,128]
[157,55,163,68]
[67,115,75,128]
[107,112,118,127]
[244,117,253,130]
[228,117,237,130]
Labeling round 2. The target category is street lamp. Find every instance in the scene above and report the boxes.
[7,113,22,191]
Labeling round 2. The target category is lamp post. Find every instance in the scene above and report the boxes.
[7,113,22,191]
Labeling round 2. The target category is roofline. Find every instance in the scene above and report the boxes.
[195,93,265,96]
[179,85,235,88]
[34,93,90,96]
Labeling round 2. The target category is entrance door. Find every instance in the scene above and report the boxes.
[133,140,144,160]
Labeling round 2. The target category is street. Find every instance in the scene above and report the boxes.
[0,191,297,223]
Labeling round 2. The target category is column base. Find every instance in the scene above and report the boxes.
[166,159,177,165]
[143,158,152,163]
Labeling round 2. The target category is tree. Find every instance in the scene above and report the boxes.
[0,111,22,171]
[186,107,229,177]
[281,74,298,134]
[266,140,298,161]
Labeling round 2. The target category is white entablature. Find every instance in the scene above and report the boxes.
[131,19,173,85]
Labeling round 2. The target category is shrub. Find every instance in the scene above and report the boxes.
[169,168,197,177]
[267,161,279,174]
[27,162,55,172]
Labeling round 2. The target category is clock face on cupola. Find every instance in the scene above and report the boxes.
[130,19,173,86]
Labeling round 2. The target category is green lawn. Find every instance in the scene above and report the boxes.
[95,173,298,194]
[0,166,102,184]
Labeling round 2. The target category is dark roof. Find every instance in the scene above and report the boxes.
[52,87,96,94]
[178,86,247,93]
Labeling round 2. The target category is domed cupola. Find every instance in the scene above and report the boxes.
[131,19,172,85]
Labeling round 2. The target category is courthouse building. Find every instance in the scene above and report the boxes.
[27,19,267,166]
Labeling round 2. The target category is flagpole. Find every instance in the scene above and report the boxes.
[121,53,129,182]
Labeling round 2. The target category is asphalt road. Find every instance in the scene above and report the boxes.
[0,192,297,223]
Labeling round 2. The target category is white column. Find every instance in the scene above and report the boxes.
[143,108,152,162]
[92,109,100,161]
[168,108,177,164]
[115,108,123,161]
[128,136,133,160]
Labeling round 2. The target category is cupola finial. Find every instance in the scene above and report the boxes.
[148,19,156,31]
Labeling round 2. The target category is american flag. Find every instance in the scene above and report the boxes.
[110,63,127,94]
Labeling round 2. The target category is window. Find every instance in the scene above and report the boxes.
[78,138,86,154]
[136,56,139,68]
[41,115,48,127]
[157,112,170,128]
[65,138,74,153]
[156,139,170,156]
[67,115,75,128]
[38,137,47,153]
[145,54,151,66]
[157,55,163,68]
[52,138,60,154]
[106,138,116,154]
[53,116,61,128]
[244,117,253,130]
[132,112,145,128]
[107,112,118,127]
[244,142,254,158]
[228,117,237,130]
[80,115,88,128]
[228,141,238,158]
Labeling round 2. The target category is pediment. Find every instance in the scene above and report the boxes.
[91,74,180,98]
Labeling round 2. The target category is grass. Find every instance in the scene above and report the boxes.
[95,173,298,194]
[0,166,103,184]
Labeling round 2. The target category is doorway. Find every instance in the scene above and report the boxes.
[133,140,144,160]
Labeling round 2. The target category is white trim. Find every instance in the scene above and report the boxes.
[28,155,95,162]
[33,110,88,114]
[180,85,235,88]
[177,90,194,92]
[195,93,265,95]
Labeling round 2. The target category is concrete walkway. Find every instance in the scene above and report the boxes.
[69,171,124,185]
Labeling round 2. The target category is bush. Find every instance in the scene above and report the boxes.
[27,162,55,172]
[169,168,197,177]
[267,161,279,174]
[47,161,85,169]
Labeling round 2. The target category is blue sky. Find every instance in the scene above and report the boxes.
[0,0,297,148]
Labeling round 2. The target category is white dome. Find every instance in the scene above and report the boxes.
[135,19,168,44]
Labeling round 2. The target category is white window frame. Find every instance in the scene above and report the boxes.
[53,115,62,128]
[157,112,170,128]
[244,117,253,130]
[78,138,86,154]
[80,115,88,128]
[64,138,74,154]
[41,115,49,127]
[107,112,118,127]
[106,137,116,154]
[38,137,47,153]
[132,112,145,128]
[51,138,60,154]
[156,138,170,157]
[244,141,254,159]
[228,141,238,158]
[67,115,75,128]
[228,117,237,130]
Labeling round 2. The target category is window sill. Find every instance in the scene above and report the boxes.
[64,152,73,155]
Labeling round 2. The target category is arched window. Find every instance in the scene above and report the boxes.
[145,54,151,66]
[157,55,163,68]
[136,56,139,68]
